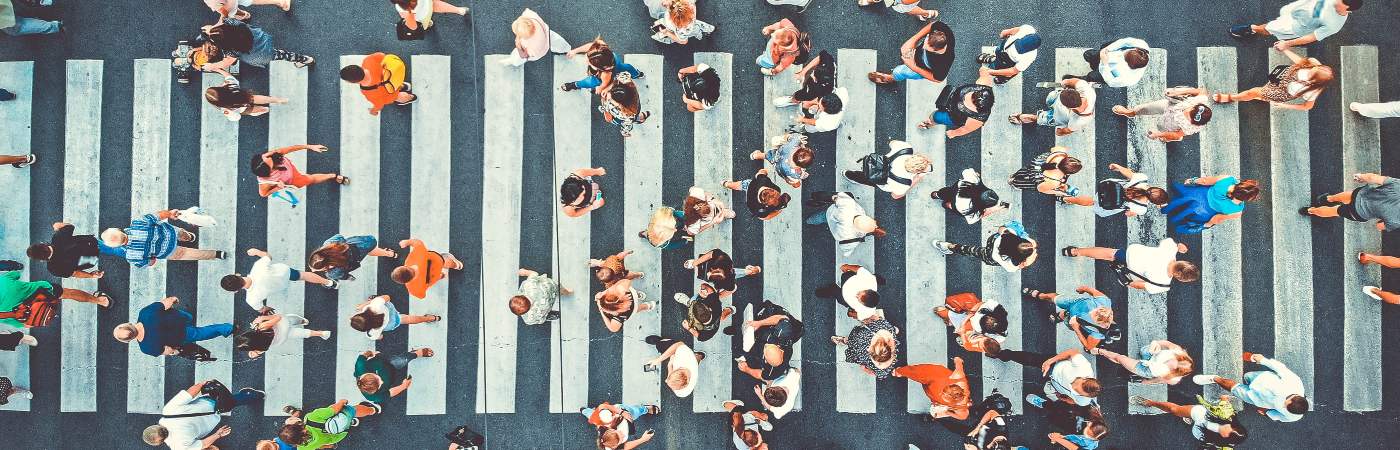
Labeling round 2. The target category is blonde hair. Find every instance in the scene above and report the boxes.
[666,368,691,391]
[511,17,537,39]
[904,154,931,174]
[114,323,139,343]
[141,425,168,446]
[100,228,126,247]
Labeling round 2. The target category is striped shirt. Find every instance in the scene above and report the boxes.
[122,214,179,267]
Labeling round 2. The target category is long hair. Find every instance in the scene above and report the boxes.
[204,84,253,109]
[235,327,275,352]
[350,309,385,332]
[607,80,640,116]
[249,152,285,178]
[667,0,696,28]
[682,195,712,225]
[308,243,351,272]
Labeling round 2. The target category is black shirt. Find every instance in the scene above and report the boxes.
[696,249,736,292]
[46,224,102,278]
[938,84,994,126]
[794,50,836,102]
[689,291,724,341]
[744,173,789,218]
[996,231,1033,266]
[681,66,721,106]
[912,21,955,82]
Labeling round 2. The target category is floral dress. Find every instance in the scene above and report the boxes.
[844,318,899,379]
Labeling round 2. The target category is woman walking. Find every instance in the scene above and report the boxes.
[1302,172,1400,232]
[933,221,1038,273]
[806,192,885,257]
[1164,175,1260,233]
[1090,163,1169,218]
[595,277,657,333]
[200,12,313,72]
[235,313,330,359]
[590,249,644,288]
[501,8,570,67]
[832,315,899,380]
[646,0,714,45]
[934,293,1008,355]
[561,38,644,93]
[751,133,813,188]
[756,18,805,76]
[560,167,607,217]
[598,75,650,138]
[682,186,735,237]
[1008,147,1093,206]
[390,0,468,33]
[844,140,932,200]
[252,144,346,202]
[677,63,720,112]
[1094,340,1193,385]
[204,75,288,121]
[1212,47,1331,111]
[1024,285,1118,351]
[349,294,440,340]
[307,234,395,282]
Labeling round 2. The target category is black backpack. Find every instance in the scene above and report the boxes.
[1097,179,1145,211]
[859,146,914,186]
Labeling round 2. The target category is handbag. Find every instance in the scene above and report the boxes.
[1109,261,1171,289]
[0,288,59,328]
[176,206,218,227]
[199,379,238,413]
[1266,64,1289,84]
[396,20,428,41]
[177,343,218,363]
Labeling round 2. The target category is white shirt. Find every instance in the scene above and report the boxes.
[1266,0,1348,41]
[1143,345,1187,381]
[1045,353,1096,406]
[1125,238,1178,294]
[1238,357,1305,422]
[763,368,801,419]
[1002,25,1039,71]
[825,192,869,257]
[357,296,392,340]
[244,256,292,311]
[668,343,699,398]
[807,87,849,132]
[1094,173,1151,217]
[157,391,220,450]
[1098,37,1149,87]
[840,267,881,321]
[1051,81,1096,131]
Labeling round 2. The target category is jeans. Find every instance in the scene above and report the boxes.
[229,387,265,408]
[930,111,955,126]
[184,323,235,343]
[580,403,651,422]
[891,64,925,81]
[756,52,776,69]
[1,17,60,36]
[574,56,643,89]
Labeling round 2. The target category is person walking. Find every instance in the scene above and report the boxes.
[933,168,1008,225]
[642,335,702,398]
[0,152,34,167]
[789,88,848,134]
[102,210,225,267]
[341,52,414,116]
[235,313,330,359]
[1194,352,1307,422]
[1093,340,1192,385]
[204,0,290,21]
[560,167,608,217]
[856,0,938,19]
[510,267,571,326]
[590,250,644,288]
[1007,147,1093,206]
[979,24,1040,84]
[595,277,656,333]
[1212,47,1331,111]
[142,380,263,450]
[502,8,569,66]
[349,294,439,340]
[1063,238,1199,294]
[755,367,801,419]
[598,75,649,138]
[756,18,805,76]
[685,248,759,298]
[391,238,464,299]
[1112,87,1213,142]
[677,63,720,112]
[1087,163,1169,218]
[0,262,110,328]
[1229,0,1361,49]
[806,192,884,257]
[868,19,954,85]
[1360,252,1400,304]
[1067,37,1150,87]
[278,400,380,450]
[251,144,346,203]
[992,347,1101,408]
[0,0,59,36]
[920,67,996,139]
[307,234,396,282]
[844,140,932,200]
[222,248,336,315]
[682,186,736,237]
[1131,395,1248,449]
[735,299,803,384]
[832,314,899,380]
[674,283,731,341]
[1302,172,1400,231]
[1024,285,1118,351]
[560,38,644,93]
[200,12,313,72]
[390,0,468,34]
[355,348,433,404]
[894,358,971,422]
[28,221,119,279]
[934,292,1008,354]
[772,50,836,110]
[1011,77,1094,137]
[581,402,659,450]
[724,168,791,220]
[723,399,772,450]
[646,0,714,45]
[933,220,1039,273]
[115,297,234,358]
[0,375,32,405]
[750,132,814,188]
[1164,175,1260,234]
[1350,100,1400,119]
[204,75,287,121]
[814,263,883,321]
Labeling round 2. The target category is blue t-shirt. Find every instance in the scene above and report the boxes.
[136,302,190,356]
[1206,177,1246,215]
[1059,296,1112,339]
[1064,434,1100,450]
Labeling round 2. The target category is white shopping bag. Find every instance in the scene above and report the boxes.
[176,206,218,227]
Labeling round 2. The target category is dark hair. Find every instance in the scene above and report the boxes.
[1085,421,1108,438]
[980,338,1002,355]
[740,430,762,447]
[1059,89,1083,109]
[249,152,283,178]
[560,176,589,205]
[691,301,713,324]
[1124,48,1149,69]
[1127,186,1170,205]
[391,266,415,284]
[978,314,1007,335]
[763,386,787,407]
[1230,179,1261,202]
[970,88,994,112]
[819,93,844,114]
[1189,104,1213,125]
[1058,156,1083,175]
[25,243,52,260]
[350,310,385,332]
[204,85,253,109]
[927,29,949,51]
[792,145,814,168]
[1080,378,1102,397]
[509,296,531,316]
[758,189,786,207]
[340,65,366,83]
[857,289,880,308]
[1341,0,1363,10]
[279,423,310,446]
[219,274,245,292]
[308,243,351,272]
[1286,396,1309,414]
[607,82,640,115]
[587,47,616,72]
[1174,261,1200,283]
[234,327,274,352]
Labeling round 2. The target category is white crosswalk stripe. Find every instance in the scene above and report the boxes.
[1339,45,1383,412]
[407,54,452,416]
[1125,48,1169,414]
[126,58,171,415]
[195,72,238,385]
[691,51,733,412]
[549,54,592,414]
[60,59,103,413]
[336,54,384,406]
[834,48,877,414]
[0,60,34,412]
[979,45,1024,415]
[620,53,665,408]
[478,54,523,414]
[903,76,946,415]
[263,59,310,416]
[761,56,804,413]
[1269,48,1316,404]
[1052,48,1095,358]
[1197,47,1245,402]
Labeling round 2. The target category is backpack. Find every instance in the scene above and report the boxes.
[1097,179,1134,211]
[859,145,914,186]
[1073,318,1122,346]
[0,287,59,328]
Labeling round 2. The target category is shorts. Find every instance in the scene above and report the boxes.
[1339,187,1366,221]
[288,269,301,281]
[931,111,955,126]
[382,301,403,331]
[891,64,926,81]
[1113,248,1127,263]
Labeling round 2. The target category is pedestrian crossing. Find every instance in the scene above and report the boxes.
[0,46,1392,419]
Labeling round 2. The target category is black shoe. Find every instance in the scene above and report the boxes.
[214,250,227,260]
[721,324,737,336]
[560,82,578,92]
[1298,207,1313,217]
[633,71,646,80]
[1228,24,1256,39]
[545,310,561,321]
[0,89,14,101]
[976,53,996,64]
[1312,194,1337,206]
[644,335,661,345]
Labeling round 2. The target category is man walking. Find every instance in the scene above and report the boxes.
[0,260,111,328]
[1193,352,1308,422]
[1068,37,1150,88]
[814,263,883,321]
[355,348,433,405]
[979,24,1040,84]
[341,52,415,116]
[28,221,120,279]
[992,347,1101,407]
[102,210,225,268]
[221,248,336,314]
[1012,77,1095,136]
[142,380,263,450]
[1230,0,1361,49]
[115,296,235,357]
[391,238,464,299]
[868,20,955,85]
[805,192,884,257]
[509,267,570,325]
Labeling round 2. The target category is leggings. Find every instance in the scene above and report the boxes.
[947,242,996,266]
[273,49,312,64]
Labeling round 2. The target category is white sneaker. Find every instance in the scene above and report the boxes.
[319,330,332,340]
[19,390,32,400]
[932,240,953,255]
[673,293,691,305]
[1362,286,1384,301]
[19,334,37,347]
[1192,374,1218,386]
[772,96,795,108]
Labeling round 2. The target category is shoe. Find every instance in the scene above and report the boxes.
[239,388,267,399]
[323,279,339,289]
[932,240,953,255]
[721,324,737,336]
[0,89,13,101]
[214,250,227,260]
[976,53,996,64]
[644,335,661,346]
[1129,395,1150,406]
[1024,394,1046,409]
[318,330,332,340]
[642,363,658,372]
[544,310,561,321]
[1312,194,1338,206]
[1362,286,1384,301]
[1298,207,1313,217]
[19,390,32,400]
[1228,24,1256,39]
[19,334,37,347]
[695,351,706,362]
[1242,352,1257,363]
[351,418,361,427]
[560,82,579,92]
[1192,374,1218,386]
[10,154,35,168]
[400,82,412,93]
[294,56,314,69]
[633,71,645,79]
[282,405,301,416]
[772,96,794,108]
[673,293,690,305]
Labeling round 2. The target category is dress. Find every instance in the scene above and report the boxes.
[1259,60,1325,103]
[843,318,898,379]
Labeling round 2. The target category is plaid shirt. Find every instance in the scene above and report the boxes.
[122,214,178,267]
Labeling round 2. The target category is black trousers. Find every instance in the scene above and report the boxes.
[948,242,997,266]
[844,170,878,187]
[991,349,1055,368]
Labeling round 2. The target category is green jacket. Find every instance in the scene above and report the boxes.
[298,406,350,450]
[0,270,53,328]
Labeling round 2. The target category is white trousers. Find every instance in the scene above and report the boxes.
[1352,101,1400,119]
[502,31,572,67]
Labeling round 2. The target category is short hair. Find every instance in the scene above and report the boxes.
[141,425,168,446]
[857,289,880,308]
[763,386,788,407]
[666,369,691,391]
[740,429,762,446]
[25,243,52,260]
[904,155,931,174]
[1173,261,1200,283]
[279,423,310,445]
[927,29,949,50]
[339,65,366,83]
[586,47,616,72]
[510,16,536,38]
[979,314,1007,335]
[1231,179,1261,202]
[599,429,622,448]
[758,188,782,207]
[1059,89,1083,109]
[1189,104,1213,125]
[1085,421,1108,439]
[1059,156,1084,175]
[1341,0,1363,10]
[1124,48,1149,69]
[980,338,1002,355]
[390,266,415,285]
[1080,378,1102,397]
[819,93,844,114]
[869,338,894,364]
[1286,396,1309,414]
[942,384,968,403]
[114,324,139,342]
[219,274,245,292]
[690,301,713,324]
[509,296,532,316]
[357,373,383,394]
[791,145,814,168]
[100,228,126,247]
[594,267,616,283]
